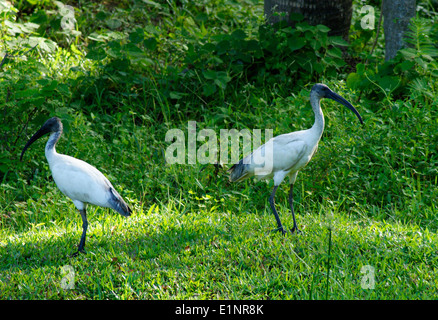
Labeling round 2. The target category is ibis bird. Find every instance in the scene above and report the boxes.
[20,117,132,256]
[229,84,363,234]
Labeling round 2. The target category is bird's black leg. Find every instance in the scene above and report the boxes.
[288,184,300,234]
[71,208,88,257]
[269,185,286,235]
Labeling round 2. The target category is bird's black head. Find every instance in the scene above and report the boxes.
[20,117,63,161]
[311,83,363,125]
[311,83,332,98]
[41,117,63,133]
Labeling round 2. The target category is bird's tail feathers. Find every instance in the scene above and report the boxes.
[228,159,250,182]
[109,187,132,217]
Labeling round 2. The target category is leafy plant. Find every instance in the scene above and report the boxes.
[180,16,350,100]
[346,16,438,104]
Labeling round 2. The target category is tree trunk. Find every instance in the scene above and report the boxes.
[264,0,353,38]
[382,0,416,61]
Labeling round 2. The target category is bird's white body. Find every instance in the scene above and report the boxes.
[46,147,115,211]
[42,130,130,217]
[238,127,322,185]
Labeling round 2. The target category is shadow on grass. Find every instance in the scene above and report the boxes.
[0,216,217,273]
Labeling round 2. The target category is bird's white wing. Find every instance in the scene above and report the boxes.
[49,154,114,207]
[244,133,309,180]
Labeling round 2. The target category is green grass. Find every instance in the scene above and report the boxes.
[2,188,437,299]
[1,0,438,300]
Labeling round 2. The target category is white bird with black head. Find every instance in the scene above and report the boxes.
[229,84,363,234]
[20,117,132,256]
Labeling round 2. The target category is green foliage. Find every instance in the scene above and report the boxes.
[346,16,438,104]
[179,18,349,99]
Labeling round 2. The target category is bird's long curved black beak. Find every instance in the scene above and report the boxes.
[20,126,50,161]
[327,91,363,125]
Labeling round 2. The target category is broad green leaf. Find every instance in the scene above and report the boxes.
[309,39,321,51]
[215,40,230,55]
[57,84,71,96]
[329,36,350,47]
[106,18,122,30]
[203,83,216,96]
[231,29,246,40]
[142,0,163,9]
[15,88,39,98]
[394,60,415,72]
[346,72,362,89]
[202,70,217,80]
[326,47,343,59]
[169,91,185,99]
[144,25,159,35]
[377,75,400,92]
[28,37,57,53]
[129,28,144,44]
[316,24,331,33]
[125,43,143,56]
[144,37,157,50]
[214,78,227,89]
[288,37,305,52]
[86,47,107,60]
[356,63,365,75]
[216,71,231,83]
